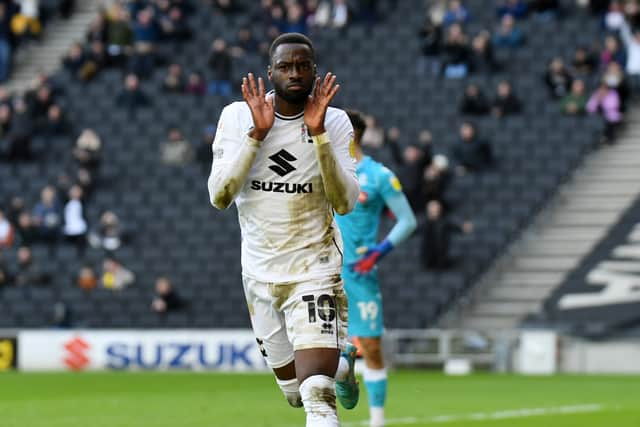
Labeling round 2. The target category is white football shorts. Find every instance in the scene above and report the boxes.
[242,274,348,369]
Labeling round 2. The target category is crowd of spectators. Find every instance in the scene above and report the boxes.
[408,0,640,268]
[0,72,121,297]
[64,0,194,83]
[4,0,640,326]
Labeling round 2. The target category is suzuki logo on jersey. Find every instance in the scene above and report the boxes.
[63,337,91,371]
[251,180,313,194]
[269,149,297,177]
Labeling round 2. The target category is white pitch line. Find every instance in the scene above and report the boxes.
[341,403,605,427]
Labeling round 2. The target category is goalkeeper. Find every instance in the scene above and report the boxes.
[335,110,417,427]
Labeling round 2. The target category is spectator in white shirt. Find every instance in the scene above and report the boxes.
[332,0,348,28]
[605,1,626,31]
[619,20,640,93]
[63,185,88,255]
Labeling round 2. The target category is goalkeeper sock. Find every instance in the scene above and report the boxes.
[363,366,387,427]
[300,375,339,427]
[276,377,302,408]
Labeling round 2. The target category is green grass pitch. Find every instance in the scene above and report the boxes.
[1,371,638,426]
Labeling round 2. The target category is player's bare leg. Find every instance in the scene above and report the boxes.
[273,362,302,408]
[358,337,387,427]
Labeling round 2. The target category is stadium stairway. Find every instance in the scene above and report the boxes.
[443,107,640,331]
[5,0,103,93]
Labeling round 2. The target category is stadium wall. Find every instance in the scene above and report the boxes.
[6,329,269,372]
[559,337,640,374]
[2,329,640,373]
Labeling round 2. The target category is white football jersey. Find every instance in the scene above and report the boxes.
[210,101,357,283]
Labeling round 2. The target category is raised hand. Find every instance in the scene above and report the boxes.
[304,72,340,136]
[241,73,274,141]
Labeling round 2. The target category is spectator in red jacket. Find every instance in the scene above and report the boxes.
[185,71,206,95]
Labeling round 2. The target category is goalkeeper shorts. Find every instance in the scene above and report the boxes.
[342,268,384,338]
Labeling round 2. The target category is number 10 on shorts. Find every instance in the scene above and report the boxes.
[302,294,336,324]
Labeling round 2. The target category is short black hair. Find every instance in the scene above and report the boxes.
[269,32,315,63]
[346,110,367,142]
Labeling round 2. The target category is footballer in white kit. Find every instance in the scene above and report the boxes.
[208,33,360,427]
[211,100,354,359]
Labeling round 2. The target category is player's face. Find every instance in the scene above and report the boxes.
[269,44,316,104]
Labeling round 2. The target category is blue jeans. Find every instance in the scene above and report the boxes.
[444,64,468,79]
[207,80,232,97]
[0,39,12,82]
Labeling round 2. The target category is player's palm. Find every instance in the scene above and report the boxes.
[305,72,340,134]
[242,73,274,137]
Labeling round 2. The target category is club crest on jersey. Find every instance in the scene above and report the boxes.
[358,191,369,204]
[300,125,313,144]
[390,176,402,192]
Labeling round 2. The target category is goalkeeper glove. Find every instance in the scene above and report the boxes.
[351,239,393,274]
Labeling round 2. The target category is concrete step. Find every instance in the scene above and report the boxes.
[589,157,640,167]
[499,272,566,286]
[486,286,555,300]
[472,301,540,316]
[534,227,605,241]
[519,240,597,256]
[550,212,621,226]
[577,176,640,184]
[514,256,580,271]
[566,187,640,197]
[558,199,631,211]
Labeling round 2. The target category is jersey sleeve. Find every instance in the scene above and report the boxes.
[378,167,417,246]
[325,110,359,211]
[211,104,245,167]
[207,103,260,209]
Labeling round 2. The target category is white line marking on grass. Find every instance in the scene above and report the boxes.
[341,403,605,426]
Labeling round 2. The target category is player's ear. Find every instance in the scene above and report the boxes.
[267,65,272,82]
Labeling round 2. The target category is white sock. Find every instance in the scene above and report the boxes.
[276,377,302,408]
[335,355,349,381]
[299,375,340,427]
[370,407,384,427]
